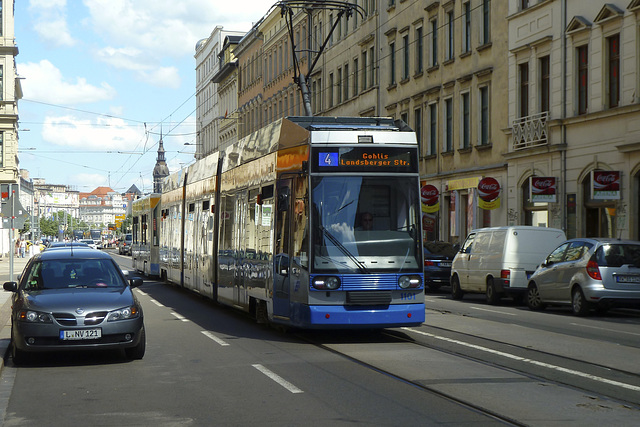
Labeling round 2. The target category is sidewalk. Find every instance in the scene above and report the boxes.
[0,255,31,370]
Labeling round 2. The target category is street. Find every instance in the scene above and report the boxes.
[0,253,638,426]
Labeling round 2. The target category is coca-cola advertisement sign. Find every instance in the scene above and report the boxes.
[530,177,556,203]
[477,177,501,202]
[591,170,620,200]
[421,184,440,214]
[421,185,439,205]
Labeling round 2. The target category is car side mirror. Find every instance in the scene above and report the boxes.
[129,277,143,288]
[3,282,17,292]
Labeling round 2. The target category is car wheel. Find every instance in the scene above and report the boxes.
[571,287,590,316]
[526,282,546,311]
[451,275,463,300]
[125,327,146,360]
[486,277,499,305]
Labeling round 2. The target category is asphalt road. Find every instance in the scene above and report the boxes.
[0,253,638,426]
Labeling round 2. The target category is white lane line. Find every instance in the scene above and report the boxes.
[402,327,640,393]
[171,312,189,322]
[570,323,640,337]
[201,331,230,346]
[470,306,516,316]
[252,364,304,394]
[136,290,148,296]
[149,299,164,307]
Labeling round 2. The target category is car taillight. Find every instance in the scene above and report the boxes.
[501,270,510,279]
[425,260,435,267]
[586,259,602,280]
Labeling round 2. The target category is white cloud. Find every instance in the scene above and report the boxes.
[28,0,77,47]
[95,47,181,88]
[18,60,116,105]
[41,115,145,151]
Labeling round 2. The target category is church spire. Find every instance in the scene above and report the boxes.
[153,131,169,194]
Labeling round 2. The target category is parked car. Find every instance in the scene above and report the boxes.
[423,242,458,291]
[526,238,640,315]
[451,226,567,304]
[3,247,145,364]
[79,239,98,250]
[118,233,133,255]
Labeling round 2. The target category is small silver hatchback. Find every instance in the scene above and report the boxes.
[526,238,640,315]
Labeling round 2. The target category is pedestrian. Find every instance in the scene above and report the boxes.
[15,239,19,256]
[19,239,26,258]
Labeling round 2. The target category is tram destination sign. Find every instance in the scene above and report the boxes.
[312,147,418,173]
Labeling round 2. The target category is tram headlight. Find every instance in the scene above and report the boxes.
[398,275,421,289]
[312,276,341,290]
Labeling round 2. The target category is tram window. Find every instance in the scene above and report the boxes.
[188,203,195,213]
[203,200,210,211]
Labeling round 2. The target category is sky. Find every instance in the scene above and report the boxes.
[15,0,269,194]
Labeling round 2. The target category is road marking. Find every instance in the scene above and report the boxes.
[136,290,148,296]
[402,327,640,393]
[570,323,640,337]
[149,299,164,307]
[201,331,230,346]
[171,312,189,322]
[470,307,516,316]
[252,364,303,394]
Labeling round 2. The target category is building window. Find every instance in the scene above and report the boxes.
[429,103,437,155]
[521,0,529,11]
[402,34,409,80]
[540,55,550,113]
[414,108,422,153]
[482,0,490,45]
[344,63,349,100]
[389,42,396,85]
[337,67,342,104]
[577,45,588,115]
[353,58,359,96]
[447,11,454,60]
[519,62,529,118]
[362,50,368,89]
[607,34,620,108]
[369,46,375,87]
[329,73,334,107]
[463,2,471,53]
[431,19,438,66]
[479,86,490,145]
[461,92,470,149]
[445,98,453,152]
[416,27,423,73]
[0,132,3,167]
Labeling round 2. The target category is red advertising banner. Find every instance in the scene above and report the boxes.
[477,177,501,210]
[591,171,620,200]
[530,176,556,203]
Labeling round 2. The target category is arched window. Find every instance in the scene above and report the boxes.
[582,172,616,238]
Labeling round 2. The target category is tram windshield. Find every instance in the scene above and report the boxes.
[311,176,421,273]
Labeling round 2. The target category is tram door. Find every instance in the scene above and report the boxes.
[273,179,292,319]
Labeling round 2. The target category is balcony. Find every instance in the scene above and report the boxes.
[512,111,548,150]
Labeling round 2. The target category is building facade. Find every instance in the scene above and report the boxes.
[198,0,640,242]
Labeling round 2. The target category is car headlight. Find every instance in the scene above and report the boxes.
[312,276,341,290]
[107,306,140,322]
[399,275,422,289]
[18,310,53,323]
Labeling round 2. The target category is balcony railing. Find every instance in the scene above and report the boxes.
[512,111,548,150]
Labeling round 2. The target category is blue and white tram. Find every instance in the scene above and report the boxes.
[131,193,161,277]
[160,117,425,328]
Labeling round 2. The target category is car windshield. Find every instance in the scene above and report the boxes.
[595,244,640,268]
[311,176,421,273]
[23,259,127,290]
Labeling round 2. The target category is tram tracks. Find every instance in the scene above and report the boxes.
[295,325,640,426]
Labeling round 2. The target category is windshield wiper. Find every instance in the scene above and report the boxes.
[319,226,369,274]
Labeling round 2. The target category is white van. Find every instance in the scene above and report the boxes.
[451,226,566,304]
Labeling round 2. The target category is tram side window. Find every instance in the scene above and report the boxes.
[293,176,309,269]
[141,214,147,244]
[132,217,139,244]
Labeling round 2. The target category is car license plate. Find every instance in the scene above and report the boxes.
[616,275,640,283]
[439,262,452,267]
[60,329,102,340]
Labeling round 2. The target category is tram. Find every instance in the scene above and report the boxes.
[131,193,161,277]
[135,117,425,328]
